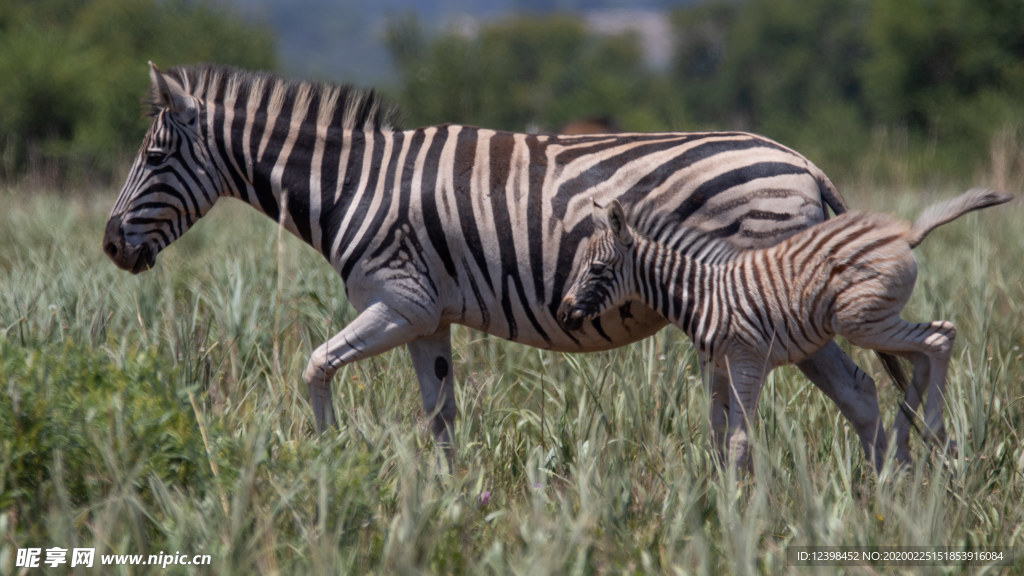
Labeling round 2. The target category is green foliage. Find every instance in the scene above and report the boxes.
[4,0,1021,190]
[0,0,276,185]
[386,14,684,132]
[862,0,1024,171]
[386,1,1024,186]
[863,0,1024,126]
[668,0,1024,185]
[0,340,207,515]
[2,184,1023,573]
[673,0,867,133]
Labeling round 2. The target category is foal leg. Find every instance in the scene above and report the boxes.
[921,321,956,445]
[723,357,767,471]
[711,344,887,470]
[700,353,730,462]
[796,342,887,470]
[891,351,927,463]
[844,319,956,458]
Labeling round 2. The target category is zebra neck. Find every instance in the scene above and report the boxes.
[226,118,392,262]
[634,235,718,333]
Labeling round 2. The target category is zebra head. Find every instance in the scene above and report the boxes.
[103,63,220,274]
[558,200,637,331]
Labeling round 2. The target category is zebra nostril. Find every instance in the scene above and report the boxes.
[103,215,126,262]
[557,298,573,322]
[559,306,586,331]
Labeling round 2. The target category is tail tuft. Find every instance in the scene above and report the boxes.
[909,188,1013,248]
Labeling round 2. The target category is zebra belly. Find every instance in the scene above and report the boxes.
[450,294,670,352]
[342,249,672,352]
[522,300,669,352]
[766,324,834,367]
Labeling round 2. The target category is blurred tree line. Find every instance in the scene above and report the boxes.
[0,0,274,185]
[2,0,1021,188]
[388,0,1024,186]
[386,14,681,135]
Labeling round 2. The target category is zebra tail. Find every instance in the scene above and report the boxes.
[878,350,911,393]
[908,188,1013,248]
[816,172,849,218]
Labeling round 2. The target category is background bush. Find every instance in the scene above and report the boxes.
[1,0,1021,188]
[387,0,1024,186]
[0,0,275,185]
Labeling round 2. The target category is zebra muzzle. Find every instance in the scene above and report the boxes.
[557,298,589,331]
[103,215,156,274]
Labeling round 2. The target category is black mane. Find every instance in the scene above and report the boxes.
[145,63,400,131]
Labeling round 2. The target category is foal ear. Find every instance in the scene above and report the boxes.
[591,198,610,231]
[604,200,634,246]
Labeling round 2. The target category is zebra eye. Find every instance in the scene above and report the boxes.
[145,149,169,165]
[589,263,607,276]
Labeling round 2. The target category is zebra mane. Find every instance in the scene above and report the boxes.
[144,63,400,131]
[662,227,743,265]
[630,214,742,265]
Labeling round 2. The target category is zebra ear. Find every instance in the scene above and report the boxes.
[148,62,195,121]
[591,198,609,231]
[604,200,634,246]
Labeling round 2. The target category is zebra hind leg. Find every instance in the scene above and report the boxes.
[304,301,430,434]
[795,341,887,471]
[700,353,730,464]
[891,351,927,464]
[407,326,458,471]
[845,319,957,460]
[922,321,956,452]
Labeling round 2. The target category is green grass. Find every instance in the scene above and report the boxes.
[1,185,1022,575]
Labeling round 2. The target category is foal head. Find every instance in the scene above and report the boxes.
[558,200,638,331]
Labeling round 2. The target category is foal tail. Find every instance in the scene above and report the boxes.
[908,188,1013,248]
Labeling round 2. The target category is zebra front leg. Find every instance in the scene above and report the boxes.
[795,342,887,471]
[305,301,430,434]
[407,326,458,467]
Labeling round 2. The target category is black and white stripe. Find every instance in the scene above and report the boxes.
[104,64,880,458]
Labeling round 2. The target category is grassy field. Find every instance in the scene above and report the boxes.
[1,184,1022,574]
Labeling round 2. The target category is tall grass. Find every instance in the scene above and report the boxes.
[1,184,1022,574]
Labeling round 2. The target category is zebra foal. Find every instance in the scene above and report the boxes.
[559,188,1011,466]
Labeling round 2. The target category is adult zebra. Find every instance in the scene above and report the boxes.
[103,64,888,467]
